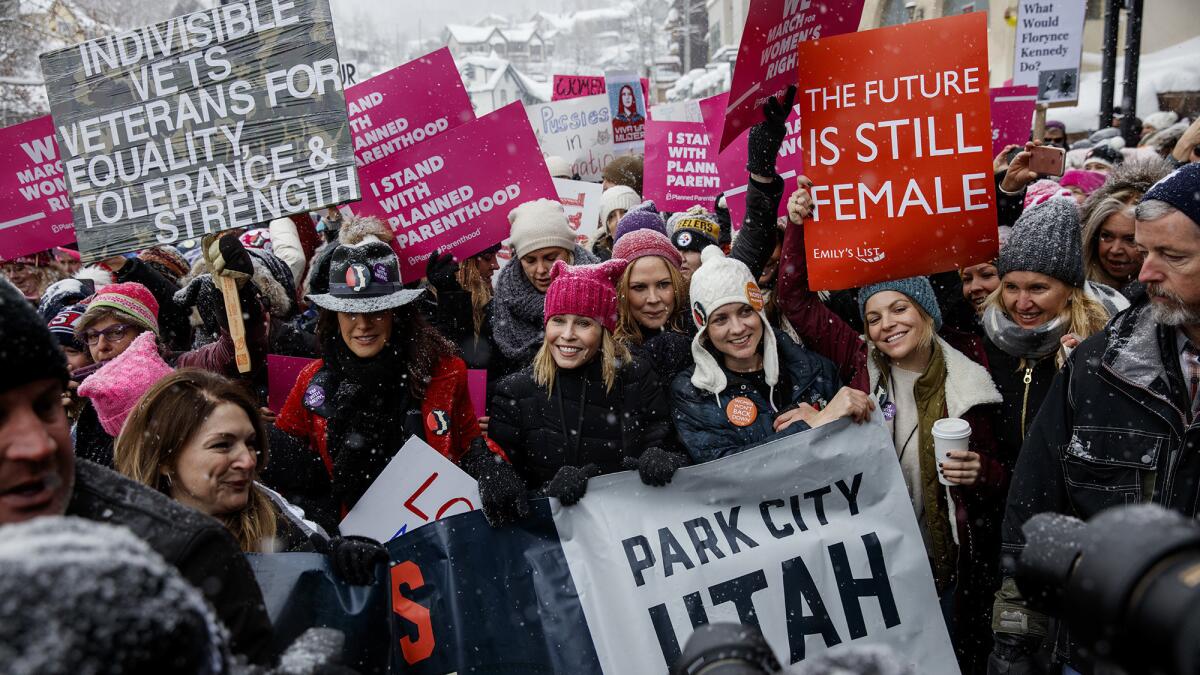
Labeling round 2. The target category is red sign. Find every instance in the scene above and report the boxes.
[795,12,997,290]
[552,74,607,100]
[719,0,864,151]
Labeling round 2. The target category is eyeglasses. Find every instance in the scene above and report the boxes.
[81,323,134,346]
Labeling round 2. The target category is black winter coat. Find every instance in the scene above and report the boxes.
[66,460,275,664]
[489,355,673,490]
[1000,300,1200,669]
[982,337,1057,475]
[73,401,113,468]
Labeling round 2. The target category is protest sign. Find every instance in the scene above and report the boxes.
[990,85,1039,158]
[1013,0,1087,105]
[384,416,956,673]
[40,0,359,263]
[553,74,607,101]
[795,12,997,290]
[606,70,647,149]
[467,369,488,419]
[0,116,76,259]
[346,47,474,168]
[719,0,864,151]
[643,118,723,212]
[649,100,704,123]
[526,95,633,181]
[340,437,481,544]
[267,354,316,412]
[554,177,603,248]
[352,102,556,280]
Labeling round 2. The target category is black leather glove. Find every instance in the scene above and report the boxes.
[986,632,1039,675]
[544,464,601,506]
[745,84,797,177]
[460,438,530,527]
[622,447,688,487]
[425,249,461,294]
[327,535,387,585]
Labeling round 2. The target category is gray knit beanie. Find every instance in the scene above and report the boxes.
[997,197,1085,287]
[858,276,943,331]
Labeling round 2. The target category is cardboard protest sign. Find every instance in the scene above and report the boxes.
[526,95,633,181]
[552,74,606,101]
[40,0,359,263]
[352,102,556,280]
[990,85,1039,158]
[795,12,997,290]
[267,354,316,412]
[553,177,603,248]
[606,70,647,149]
[1013,0,1087,105]
[346,47,474,168]
[340,437,481,543]
[384,417,956,673]
[719,0,864,151]
[0,116,76,259]
[643,118,723,212]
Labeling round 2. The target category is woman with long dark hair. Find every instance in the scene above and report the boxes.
[265,218,522,532]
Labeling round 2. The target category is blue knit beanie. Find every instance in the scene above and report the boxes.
[858,276,943,331]
[1141,162,1200,228]
[613,201,666,242]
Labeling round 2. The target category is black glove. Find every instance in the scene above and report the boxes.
[622,447,688,487]
[460,438,530,527]
[544,464,601,506]
[745,84,797,177]
[327,535,387,585]
[425,249,461,294]
[986,633,1039,675]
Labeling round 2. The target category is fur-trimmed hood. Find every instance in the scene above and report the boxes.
[866,335,1003,417]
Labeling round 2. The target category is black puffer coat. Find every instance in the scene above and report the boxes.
[488,354,673,490]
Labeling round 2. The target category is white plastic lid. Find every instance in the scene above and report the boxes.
[931,417,971,439]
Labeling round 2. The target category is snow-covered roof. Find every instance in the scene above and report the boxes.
[1052,37,1200,133]
[446,24,498,45]
[458,54,509,71]
[512,67,551,103]
[574,6,633,23]
[499,23,540,44]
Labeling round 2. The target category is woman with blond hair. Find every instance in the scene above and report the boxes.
[488,259,681,507]
[115,368,386,584]
[610,229,694,380]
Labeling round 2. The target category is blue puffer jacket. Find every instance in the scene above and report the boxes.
[671,332,842,463]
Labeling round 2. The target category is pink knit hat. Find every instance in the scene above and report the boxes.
[611,229,682,270]
[1023,179,1073,209]
[77,331,173,437]
[81,281,160,335]
[543,258,629,332]
[1059,169,1107,196]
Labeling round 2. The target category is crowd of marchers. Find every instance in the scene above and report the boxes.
[4,92,1200,675]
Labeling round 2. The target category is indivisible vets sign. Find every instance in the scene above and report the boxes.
[795,12,997,290]
[0,116,75,259]
[346,48,474,169]
[40,0,358,262]
[352,102,556,280]
[719,0,864,151]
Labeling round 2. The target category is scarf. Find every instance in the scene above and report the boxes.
[492,245,598,360]
[982,304,1070,360]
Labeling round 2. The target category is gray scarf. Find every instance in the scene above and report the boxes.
[982,304,1069,360]
[492,245,598,360]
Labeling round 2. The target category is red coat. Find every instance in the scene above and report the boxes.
[276,354,501,481]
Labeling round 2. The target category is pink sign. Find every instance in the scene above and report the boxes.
[0,116,76,260]
[268,354,317,413]
[353,102,558,281]
[552,74,607,100]
[719,0,865,151]
[989,85,1038,158]
[644,119,723,212]
[345,48,474,168]
[467,369,488,419]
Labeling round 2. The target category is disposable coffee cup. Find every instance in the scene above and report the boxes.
[931,418,972,486]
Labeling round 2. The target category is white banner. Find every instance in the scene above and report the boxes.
[1013,0,1087,105]
[553,415,959,673]
[554,177,604,249]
